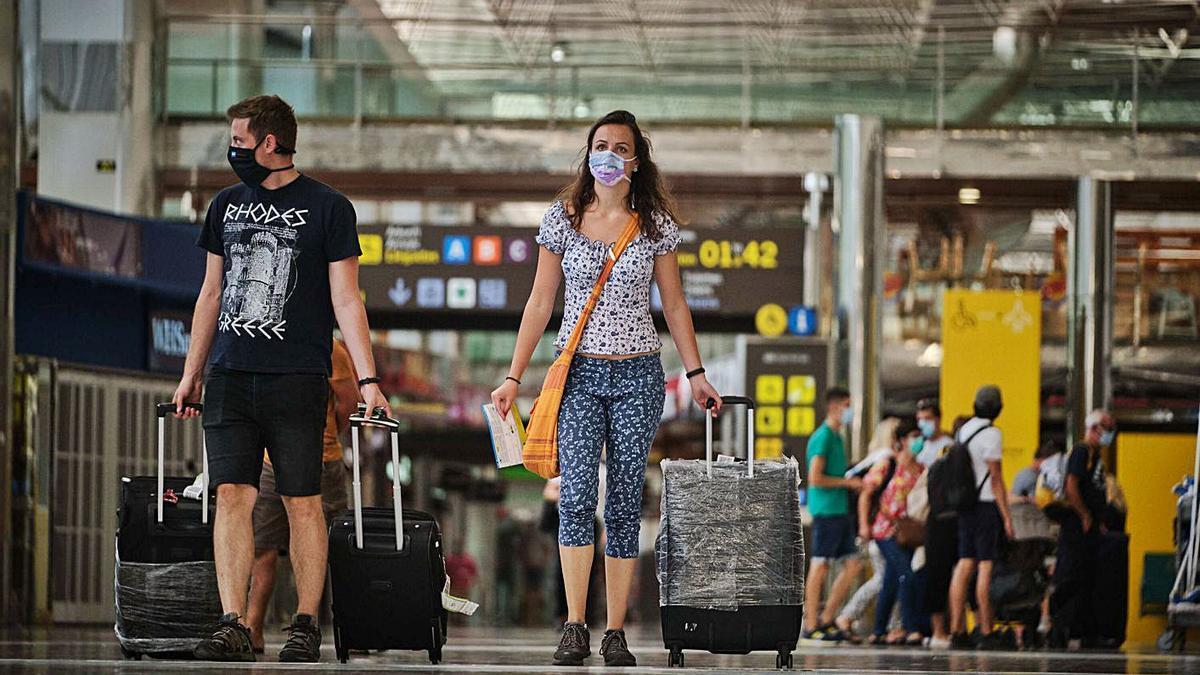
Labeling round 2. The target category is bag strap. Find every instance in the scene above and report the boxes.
[956,421,994,494]
[559,214,641,356]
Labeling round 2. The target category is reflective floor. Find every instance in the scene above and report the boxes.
[1,626,1198,674]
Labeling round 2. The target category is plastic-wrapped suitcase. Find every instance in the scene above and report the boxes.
[328,405,449,665]
[115,402,220,660]
[657,396,804,670]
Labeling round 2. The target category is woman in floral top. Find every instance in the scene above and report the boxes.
[857,420,926,645]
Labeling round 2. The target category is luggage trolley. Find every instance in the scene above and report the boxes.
[1160,403,1200,652]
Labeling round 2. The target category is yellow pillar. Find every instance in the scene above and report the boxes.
[1116,432,1200,647]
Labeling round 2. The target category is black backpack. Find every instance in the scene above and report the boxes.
[928,422,991,519]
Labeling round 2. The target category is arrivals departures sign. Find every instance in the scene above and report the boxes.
[355,224,804,316]
[740,337,831,463]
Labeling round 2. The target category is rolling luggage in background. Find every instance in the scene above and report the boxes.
[328,405,449,665]
[115,402,220,659]
[657,397,805,670]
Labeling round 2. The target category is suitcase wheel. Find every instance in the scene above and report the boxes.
[668,648,684,668]
[429,647,441,665]
[775,650,793,670]
[119,646,142,661]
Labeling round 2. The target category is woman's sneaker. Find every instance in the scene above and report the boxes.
[278,614,322,663]
[600,629,637,667]
[193,612,255,662]
[553,622,591,666]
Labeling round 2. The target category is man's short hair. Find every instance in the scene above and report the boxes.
[916,398,941,418]
[825,387,850,404]
[226,95,297,154]
[1084,409,1110,430]
[1035,439,1063,460]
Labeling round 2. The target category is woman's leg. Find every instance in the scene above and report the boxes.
[886,541,920,634]
[556,363,608,624]
[600,356,665,630]
[839,540,885,629]
[874,539,901,637]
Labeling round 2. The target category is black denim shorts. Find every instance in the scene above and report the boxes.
[202,366,328,497]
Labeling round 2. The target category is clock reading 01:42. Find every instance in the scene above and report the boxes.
[697,239,780,270]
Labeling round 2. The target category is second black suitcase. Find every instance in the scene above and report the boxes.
[328,405,449,665]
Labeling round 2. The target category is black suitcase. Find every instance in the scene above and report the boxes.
[328,405,449,665]
[115,402,220,659]
[659,396,803,670]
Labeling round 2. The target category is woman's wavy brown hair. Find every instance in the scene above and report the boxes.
[557,110,679,240]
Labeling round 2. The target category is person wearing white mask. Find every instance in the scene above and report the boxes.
[1048,409,1116,649]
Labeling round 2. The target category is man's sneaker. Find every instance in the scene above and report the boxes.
[553,622,591,666]
[600,629,636,667]
[802,624,844,642]
[278,614,322,663]
[194,612,255,662]
[977,632,1007,651]
[949,632,975,650]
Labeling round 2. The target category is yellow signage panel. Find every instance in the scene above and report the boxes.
[939,289,1041,486]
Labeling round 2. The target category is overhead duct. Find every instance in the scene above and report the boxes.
[941,3,1055,125]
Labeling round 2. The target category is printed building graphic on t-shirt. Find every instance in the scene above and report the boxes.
[217,202,309,340]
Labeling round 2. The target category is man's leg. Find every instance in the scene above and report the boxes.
[282,494,328,617]
[246,549,279,650]
[974,560,994,635]
[823,557,863,626]
[194,367,263,662]
[804,560,830,631]
[214,483,260,617]
[246,463,290,650]
[949,558,977,635]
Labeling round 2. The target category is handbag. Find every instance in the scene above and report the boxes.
[894,516,926,549]
[522,214,641,479]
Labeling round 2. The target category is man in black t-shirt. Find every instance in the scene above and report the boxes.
[171,95,390,663]
[1048,409,1114,649]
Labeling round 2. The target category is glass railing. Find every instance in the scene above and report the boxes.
[159,13,1200,127]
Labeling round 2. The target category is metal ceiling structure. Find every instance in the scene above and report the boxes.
[166,0,1200,126]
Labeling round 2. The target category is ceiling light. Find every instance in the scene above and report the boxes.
[1071,57,1089,71]
[550,42,568,64]
[958,187,981,205]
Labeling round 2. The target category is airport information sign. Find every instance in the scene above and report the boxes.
[357,224,804,316]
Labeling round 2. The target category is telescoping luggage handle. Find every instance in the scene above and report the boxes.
[349,403,404,552]
[154,402,207,525]
[704,396,756,479]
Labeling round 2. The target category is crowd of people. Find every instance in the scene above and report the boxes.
[803,385,1129,650]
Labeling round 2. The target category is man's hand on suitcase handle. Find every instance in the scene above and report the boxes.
[171,375,204,420]
[159,401,203,420]
[359,382,393,421]
[351,402,400,430]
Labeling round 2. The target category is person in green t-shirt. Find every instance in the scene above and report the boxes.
[803,387,864,641]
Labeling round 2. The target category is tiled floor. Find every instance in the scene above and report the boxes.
[1,626,1198,674]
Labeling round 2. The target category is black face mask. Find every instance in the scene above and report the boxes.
[228,137,294,187]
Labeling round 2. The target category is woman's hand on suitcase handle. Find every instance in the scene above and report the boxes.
[694,376,722,416]
[491,379,518,420]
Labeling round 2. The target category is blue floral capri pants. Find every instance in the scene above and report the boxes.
[557,353,665,558]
